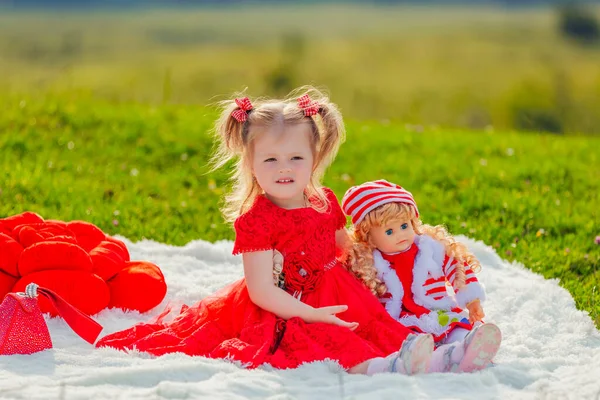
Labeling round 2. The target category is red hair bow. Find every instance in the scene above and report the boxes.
[231,97,253,123]
[297,94,321,117]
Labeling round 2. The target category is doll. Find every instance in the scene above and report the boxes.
[342,180,498,348]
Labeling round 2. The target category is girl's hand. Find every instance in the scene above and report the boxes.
[466,299,485,324]
[307,305,359,331]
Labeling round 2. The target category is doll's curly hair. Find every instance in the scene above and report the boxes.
[348,202,481,297]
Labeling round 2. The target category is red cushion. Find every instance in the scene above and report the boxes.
[107,261,166,313]
[0,212,44,231]
[45,235,79,245]
[13,222,74,238]
[17,226,47,248]
[0,225,12,237]
[0,233,23,277]
[12,222,76,248]
[0,270,19,299]
[66,221,106,252]
[89,241,128,281]
[13,270,110,316]
[18,225,80,248]
[41,219,69,228]
[18,241,93,276]
[104,236,130,261]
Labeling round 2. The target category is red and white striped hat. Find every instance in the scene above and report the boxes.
[341,180,419,226]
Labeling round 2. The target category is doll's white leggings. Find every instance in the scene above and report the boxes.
[441,327,470,345]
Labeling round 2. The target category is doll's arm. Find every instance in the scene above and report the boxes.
[243,250,358,330]
[443,257,486,309]
[465,299,485,324]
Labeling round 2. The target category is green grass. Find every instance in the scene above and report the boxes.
[1,5,600,133]
[1,93,598,326]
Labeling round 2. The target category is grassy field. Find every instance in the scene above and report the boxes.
[1,5,600,133]
[1,93,598,326]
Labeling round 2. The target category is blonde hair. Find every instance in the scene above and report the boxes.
[348,202,481,297]
[209,86,345,223]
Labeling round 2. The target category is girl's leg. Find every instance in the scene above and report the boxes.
[348,360,371,374]
[351,334,434,376]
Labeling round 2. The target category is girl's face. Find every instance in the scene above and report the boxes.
[369,216,416,253]
[251,123,314,209]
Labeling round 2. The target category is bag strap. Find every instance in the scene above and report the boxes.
[26,283,103,345]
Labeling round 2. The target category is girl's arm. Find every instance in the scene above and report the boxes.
[243,250,358,330]
[335,228,353,262]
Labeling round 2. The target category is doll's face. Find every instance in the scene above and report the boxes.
[369,217,416,254]
[251,123,314,209]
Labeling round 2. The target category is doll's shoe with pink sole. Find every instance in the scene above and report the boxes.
[389,333,434,375]
[457,323,502,373]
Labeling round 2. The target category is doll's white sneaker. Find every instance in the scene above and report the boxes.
[458,322,501,372]
[435,323,502,373]
[388,333,434,375]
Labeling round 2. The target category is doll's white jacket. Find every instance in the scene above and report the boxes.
[373,234,486,335]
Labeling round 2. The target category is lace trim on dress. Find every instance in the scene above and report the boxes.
[232,247,273,256]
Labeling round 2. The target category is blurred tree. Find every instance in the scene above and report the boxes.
[509,81,565,134]
[558,2,600,43]
[265,33,306,97]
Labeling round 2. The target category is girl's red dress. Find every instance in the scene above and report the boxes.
[96,188,416,369]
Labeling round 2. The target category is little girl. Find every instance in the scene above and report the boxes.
[342,179,502,372]
[96,88,491,375]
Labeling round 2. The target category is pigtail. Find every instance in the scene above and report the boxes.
[209,97,260,223]
[288,86,346,213]
[292,87,346,180]
[314,100,346,178]
[209,99,250,171]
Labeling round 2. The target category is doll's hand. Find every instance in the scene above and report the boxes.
[308,305,359,331]
[466,299,485,324]
[335,229,353,264]
[272,250,284,287]
[336,247,350,264]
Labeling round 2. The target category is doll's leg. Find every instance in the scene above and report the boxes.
[359,333,434,376]
[441,327,470,345]
[428,327,470,372]
[428,323,501,373]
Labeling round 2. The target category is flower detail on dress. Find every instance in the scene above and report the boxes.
[284,253,323,295]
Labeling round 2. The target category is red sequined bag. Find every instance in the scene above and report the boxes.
[0,283,103,355]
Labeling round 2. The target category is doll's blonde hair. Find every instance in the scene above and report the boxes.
[210,86,345,223]
[348,202,481,296]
